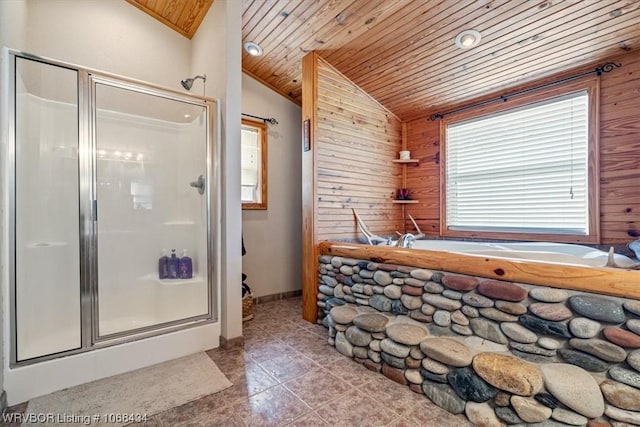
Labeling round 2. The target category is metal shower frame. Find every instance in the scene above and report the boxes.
[3,48,221,367]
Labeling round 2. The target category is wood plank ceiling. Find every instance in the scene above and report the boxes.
[126,0,214,39]
[242,0,640,121]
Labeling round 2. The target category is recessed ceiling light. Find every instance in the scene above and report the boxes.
[455,30,482,49]
[244,41,263,57]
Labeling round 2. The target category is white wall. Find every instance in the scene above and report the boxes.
[242,74,302,297]
[190,0,243,340]
[23,0,192,89]
[0,0,28,51]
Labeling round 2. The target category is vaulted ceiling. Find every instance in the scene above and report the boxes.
[242,0,640,120]
[126,0,214,39]
[124,0,640,120]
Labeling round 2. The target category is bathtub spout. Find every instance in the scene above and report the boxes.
[396,233,416,249]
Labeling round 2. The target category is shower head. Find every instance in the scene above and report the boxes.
[180,74,206,91]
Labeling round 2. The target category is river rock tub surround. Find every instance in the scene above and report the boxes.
[317,255,640,426]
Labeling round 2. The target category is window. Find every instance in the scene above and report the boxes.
[442,78,599,242]
[241,119,267,210]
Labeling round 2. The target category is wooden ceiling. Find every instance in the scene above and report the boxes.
[242,0,640,120]
[126,0,214,39]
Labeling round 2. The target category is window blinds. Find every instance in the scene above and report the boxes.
[241,126,260,202]
[445,91,589,234]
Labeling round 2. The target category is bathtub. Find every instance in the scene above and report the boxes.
[402,240,636,268]
[318,240,640,302]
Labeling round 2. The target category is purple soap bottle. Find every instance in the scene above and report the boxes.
[168,249,179,279]
[179,249,193,279]
[158,249,169,279]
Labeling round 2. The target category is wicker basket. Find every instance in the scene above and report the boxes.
[242,293,254,322]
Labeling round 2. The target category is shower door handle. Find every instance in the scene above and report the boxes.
[190,175,205,195]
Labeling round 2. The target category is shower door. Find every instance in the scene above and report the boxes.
[92,78,211,339]
[8,49,217,365]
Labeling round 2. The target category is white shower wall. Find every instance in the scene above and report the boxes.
[95,104,209,336]
[15,78,81,361]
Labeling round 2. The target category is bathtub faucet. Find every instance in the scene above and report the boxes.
[396,233,415,249]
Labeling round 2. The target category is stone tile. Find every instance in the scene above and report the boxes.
[386,417,423,427]
[244,339,299,363]
[156,393,229,426]
[325,357,379,387]
[285,411,330,426]
[182,404,244,427]
[277,327,325,346]
[315,389,401,426]
[205,347,253,374]
[255,319,302,337]
[402,400,472,426]
[242,323,273,342]
[258,352,320,382]
[242,317,268,332]
[429,414,474,426]
[304,345,351,366]
[233,385,311,427]
[222,360,267,384]
[300,322,329,338]
[298,337,336,360]
[280,331,332,354]
[362,376,430,417]
[220,363,280,403]
[284,367,353,409]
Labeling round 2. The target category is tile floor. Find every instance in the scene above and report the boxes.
[2,297,471,426]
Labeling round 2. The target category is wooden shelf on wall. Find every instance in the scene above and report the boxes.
[392,200,419,204]
[392,159,420,164]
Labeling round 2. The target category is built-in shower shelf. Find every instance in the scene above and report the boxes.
[27,241,69,248]
[139,274,205,285]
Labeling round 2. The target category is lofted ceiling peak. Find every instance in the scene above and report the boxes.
[126,0,215,39]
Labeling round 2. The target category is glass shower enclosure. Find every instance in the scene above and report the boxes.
[6,49,218,364]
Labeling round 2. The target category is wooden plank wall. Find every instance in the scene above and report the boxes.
[405,51,640,245]
[405,119,441,236]
[599,51,640,243]
[301,52,403,321]
[315,55,403,241]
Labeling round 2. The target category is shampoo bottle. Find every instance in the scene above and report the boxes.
[158,249,169,279]
[168,249,179,279]
[179,249,193,279]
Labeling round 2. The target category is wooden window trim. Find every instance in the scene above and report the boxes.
[241,118,268,210]
[439,76,600,244]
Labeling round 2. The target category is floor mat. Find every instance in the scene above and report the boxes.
[23,352,232,426]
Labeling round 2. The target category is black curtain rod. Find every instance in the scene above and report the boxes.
[242,113,278,125]
[429,62,622,121]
